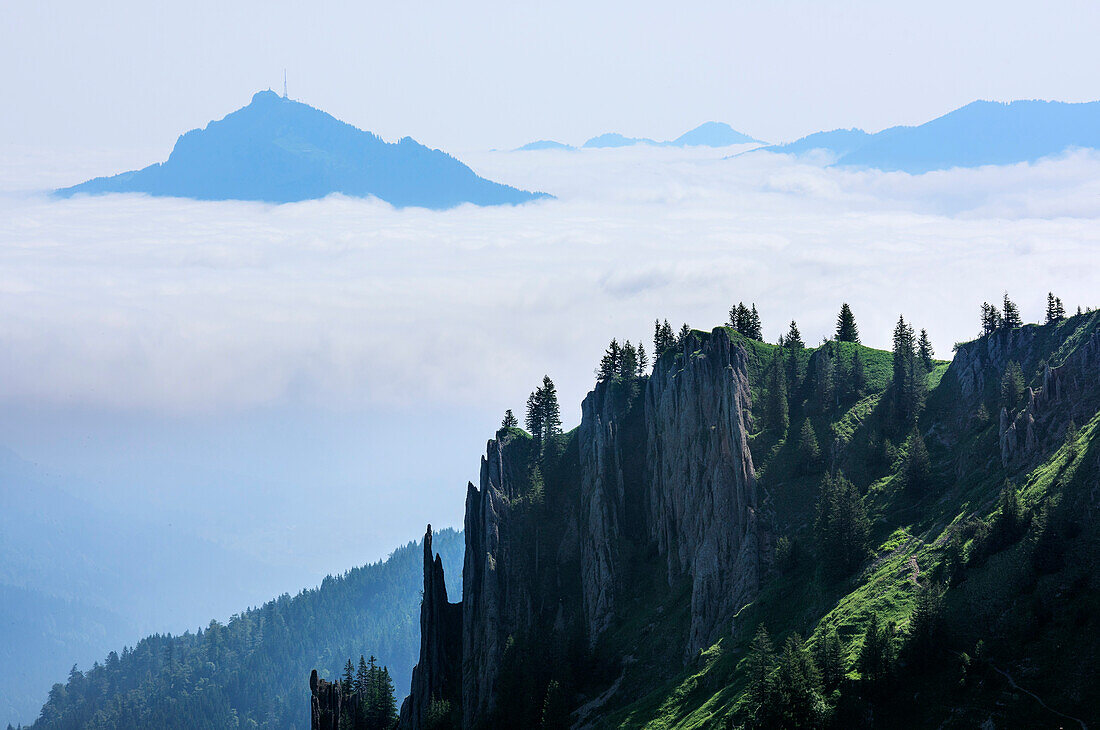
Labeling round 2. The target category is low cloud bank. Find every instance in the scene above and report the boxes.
[0,145,1098,422]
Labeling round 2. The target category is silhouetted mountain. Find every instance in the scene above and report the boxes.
[668,121,761,146]
[759,100,1100,172]
[513,140,575,151]
[56,91,550,208]
[515,122,762,151]
[582,132,658,148]
[753,127,871,159]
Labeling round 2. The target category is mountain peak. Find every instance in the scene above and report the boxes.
[759,98,1100,172]
[56,93,550,208]
[671,121,762,146]
[250,88,282,104]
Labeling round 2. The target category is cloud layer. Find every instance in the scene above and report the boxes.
[1,145,1097,422]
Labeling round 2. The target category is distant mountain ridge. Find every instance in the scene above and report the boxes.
[514,121,762,151]
[757,99,1100,172]
[0,445,289,726]
[57,91,550,208]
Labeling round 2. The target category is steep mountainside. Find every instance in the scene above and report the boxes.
[22,530,463,730]
[759,99,1100,172]
[402,308,1099,728]
[56,91,548,208]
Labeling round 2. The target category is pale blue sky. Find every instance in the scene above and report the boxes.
[4,0,1100,153]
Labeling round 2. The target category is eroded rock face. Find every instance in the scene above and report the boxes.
[399,526,462,730]
[406,329,767,725]
[462,434,536,727]
[645,331,763,655]
[955,321,1100,467]
[578,381,627,645]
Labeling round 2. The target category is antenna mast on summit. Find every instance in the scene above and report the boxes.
[283,70,287,99]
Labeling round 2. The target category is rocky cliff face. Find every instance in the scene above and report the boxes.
[461,432,545,726]
[577,380,630,646]
[950,316,1100,467]
[645,331,763,655]
[399,526,462,730]
[404,328,766,727]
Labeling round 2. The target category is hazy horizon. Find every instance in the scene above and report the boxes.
[6,1,1100,155]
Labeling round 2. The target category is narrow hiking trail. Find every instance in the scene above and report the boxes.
[993,666,1089,730]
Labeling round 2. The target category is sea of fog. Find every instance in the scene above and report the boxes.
[0,143,1097,717]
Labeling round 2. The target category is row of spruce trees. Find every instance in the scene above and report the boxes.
[333,655,399,730]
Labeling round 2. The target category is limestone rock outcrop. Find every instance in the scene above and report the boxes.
[462,433,539,726]
[405,328,767,726]
[645,331,763,655]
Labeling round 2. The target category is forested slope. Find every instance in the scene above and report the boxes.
[19,529,463,730]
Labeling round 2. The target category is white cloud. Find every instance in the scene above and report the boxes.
[0,145,1098,426]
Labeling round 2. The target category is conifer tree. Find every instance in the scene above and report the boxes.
[1002,292,1022,328]
[766,353,790,435]
[892,315,921,423]
[525,391,543,446]
[355,655,369,695]
[918,329,934,369]
[540,376,562,442]
[798,418,821,472]
[501,409,518,430]
[981,302,1003,335]
[835,303,860,343]
[814,471,871,579]
[342,659,355,694]
[815,627,846,693]
[1065,418,1079,456]
[525,376,562,453]
[745,624,776,720]
[677,323,691,347]
[857,613,894,689]
[621,340,638,379]
[734,302,751,335]
[785,320,804,349]
[903,426,932,494]
[653,319,676,354]
[365,664,398,729]
[636,342,649,375]
[597,338,622,381]
[747,304,763,341]
[770,635,828,728]
[905,583,945,670]
[1045,292,1066,323]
